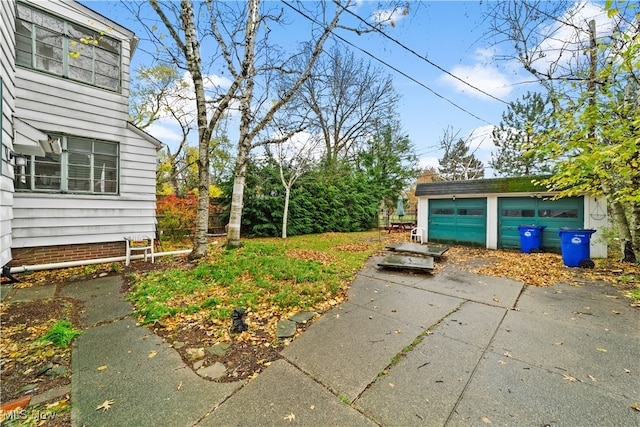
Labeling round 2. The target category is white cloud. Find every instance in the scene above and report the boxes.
[466,125,497,172]
[203,74,233,90]
[530,1,611,77]
[372,7,407,26]
[466,125,496,151]
[439,49,514,100]
[146,121,185,146]
[418,156,440,170]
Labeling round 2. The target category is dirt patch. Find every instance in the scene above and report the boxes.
[1,297,80,425]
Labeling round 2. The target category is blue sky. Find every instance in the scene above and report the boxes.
[80,1,607,176]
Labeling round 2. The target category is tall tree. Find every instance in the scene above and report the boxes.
[357,123,419,210]
[144,0,241,258]
[270,133,321,239]
[487,0,639,260]
[438,127,485,181]
[490,92,554,177]
[225,1,349,248]
[136,0,407,253]
[129,64,192,194]
[289,45,400,165]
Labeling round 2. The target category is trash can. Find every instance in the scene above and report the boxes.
[558,229,596,267]
[518,225,546,253]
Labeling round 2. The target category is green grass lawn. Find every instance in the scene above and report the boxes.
[126,231,393,337]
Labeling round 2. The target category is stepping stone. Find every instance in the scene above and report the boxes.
[386,242,449,258]
[9,284,56,303]
[197,362,226,380]
[289,312,316,324]
[46,366,67,377]
[377,254,435,272]
[207,342,231,357]
[185,347,205,361]
[276,320,297,338]
[31,385,71,405]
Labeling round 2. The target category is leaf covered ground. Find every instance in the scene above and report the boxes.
[2,231,639,425]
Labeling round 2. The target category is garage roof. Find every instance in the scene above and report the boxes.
[415,176,551,197]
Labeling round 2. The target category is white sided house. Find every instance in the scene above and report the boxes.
[414,177,608,258]
[1,0,160,271]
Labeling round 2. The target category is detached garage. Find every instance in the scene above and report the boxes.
[415,177,608,258]
[428,198,487,247]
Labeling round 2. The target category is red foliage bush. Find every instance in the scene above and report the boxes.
[156,194,199,238]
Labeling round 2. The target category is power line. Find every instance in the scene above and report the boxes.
[337,3,509,104]
[281,0,493,125]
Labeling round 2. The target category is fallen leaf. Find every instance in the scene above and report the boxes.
[497,359,507,365]
[596,348,607,353]
[624,369,631,374]
[389,383,395,388]
[177,381,183,391]
[562,374,578,382]
[503,351,512,358]
[310,405,315,410]
[96,399,114,411]
[481,416,492,424]
[284,413,295,422]
[97,365,107,371]
[395,329,402,334]
[611,310,620,314]
[554,341,563,346]
[631,402,639,412]
[588,375,596,382]
[492,298,500,303]
[148,350,157,358]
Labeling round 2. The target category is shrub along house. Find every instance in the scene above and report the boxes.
[1,0,161,273]
[414,176,608,258]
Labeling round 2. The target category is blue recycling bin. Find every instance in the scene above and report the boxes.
[518,225,546,253]
[558,229,596,267]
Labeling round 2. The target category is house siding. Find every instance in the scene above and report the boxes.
[5,0,160,267]
[1,0,16,267]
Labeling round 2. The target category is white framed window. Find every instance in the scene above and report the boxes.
[14,135,119,195]
[15,2,121,92]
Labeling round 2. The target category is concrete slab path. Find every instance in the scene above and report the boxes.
[5,251,637,426]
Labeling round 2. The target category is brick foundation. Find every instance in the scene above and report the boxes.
[9,241,126,267]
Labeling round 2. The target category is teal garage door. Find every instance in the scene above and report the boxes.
[428,198,487,246]
[499,197,584,252]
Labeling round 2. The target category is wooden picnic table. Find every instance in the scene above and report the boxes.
[388,222,415,233]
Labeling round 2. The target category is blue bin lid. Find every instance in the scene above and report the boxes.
[557,229,596,236]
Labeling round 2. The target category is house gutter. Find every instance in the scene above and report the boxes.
[7,249,192,275]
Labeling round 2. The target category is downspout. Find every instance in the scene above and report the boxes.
[6,249,192,275]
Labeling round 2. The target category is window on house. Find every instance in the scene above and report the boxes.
[15,2,121,91]
[14,135,119,194]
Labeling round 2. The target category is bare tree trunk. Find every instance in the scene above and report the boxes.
[226,140,250,248]
[631,202,640,262]
[282,186,291,239]
[225,0,259,249]
[182,0,211,259]
[610,200,635,262]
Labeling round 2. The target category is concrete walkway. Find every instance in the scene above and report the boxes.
[3,254,639,426]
